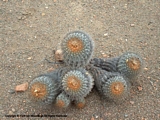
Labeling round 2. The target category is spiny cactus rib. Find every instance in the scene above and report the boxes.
[29,75,60,105]
[90,57,120,72]
[61,31,94,68]
[117,52,143,80]
[55,92,71,108]
[62,69,94,100]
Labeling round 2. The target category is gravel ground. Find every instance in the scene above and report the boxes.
[0,0,160,120]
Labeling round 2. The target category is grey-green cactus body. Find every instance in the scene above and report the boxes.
[61,31,94,68]
[117,52,143,80]
[29,75,60,105]
[55,92,71,108]
[101,75,129,102]
[61,68,94,101]
[74,98,86,109]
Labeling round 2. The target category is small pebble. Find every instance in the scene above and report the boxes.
[8,89,15,94]
[12,108,15,112]
[130,24,135,27]
[42,13,45,16]
[124,114,128,117]
[55,49,63,61]
[104,33,108,36]
[144,67,148,71]
[138,86,143,91]
[27,57,32,60]
[95,115,98,119]
[130,101,134,104]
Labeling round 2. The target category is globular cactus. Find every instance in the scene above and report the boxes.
[74,98,86,109]
[61,31,94,68]
[55,92,71,108]
[101,75,130,103]
[86,65,118,93]
[117,52,143,80]
[86,65,130,103]
[29,74,60,105]
[90,57,120,72]
[61,68,94,101]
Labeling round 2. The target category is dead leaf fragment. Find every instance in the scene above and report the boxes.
[15,82,28,92]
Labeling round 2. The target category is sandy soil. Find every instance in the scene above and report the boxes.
[0,0,160,120]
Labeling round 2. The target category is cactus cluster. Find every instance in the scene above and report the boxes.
[28,30,143,109]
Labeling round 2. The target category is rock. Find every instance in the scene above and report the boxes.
[15,82,28,92]
[55,49,63,61]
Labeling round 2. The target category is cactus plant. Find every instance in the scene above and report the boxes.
[117,52,143,80]
[61,31,94,68]
[29,75,60,105]
[61,68,94,100]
